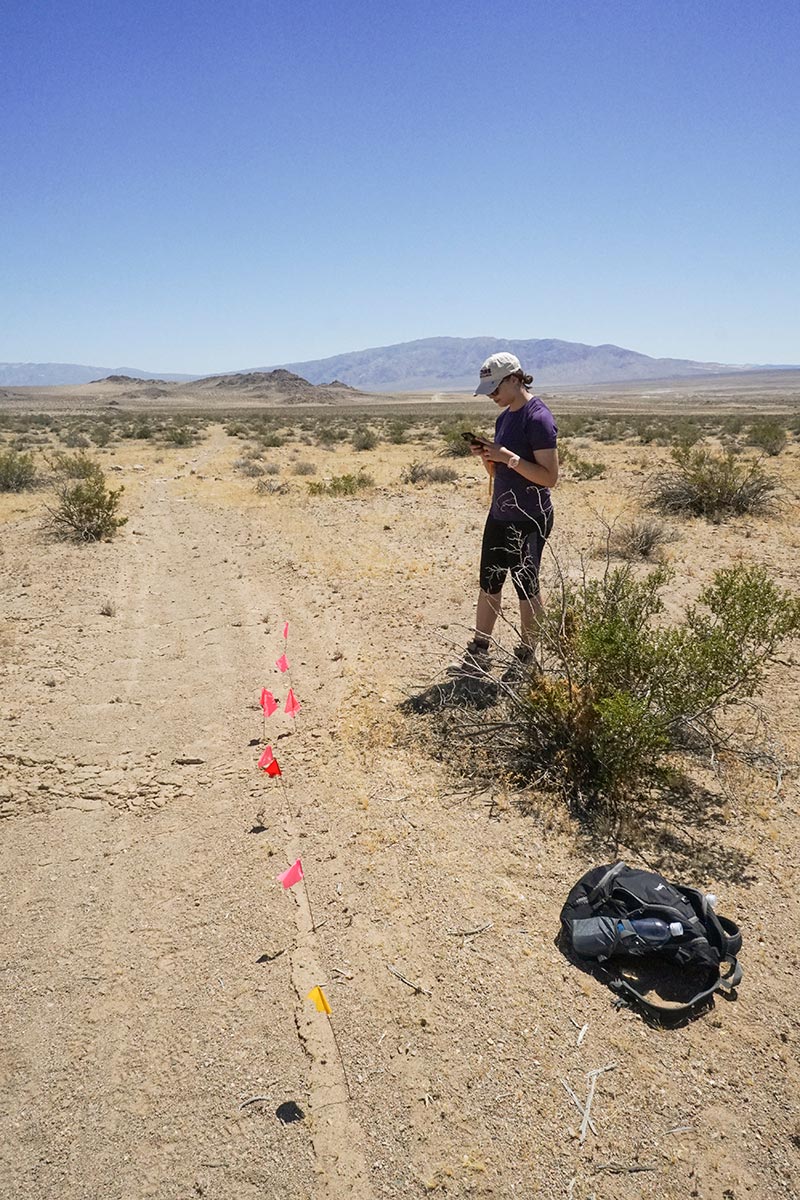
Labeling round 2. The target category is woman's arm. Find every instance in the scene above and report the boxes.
[482,444,559,488]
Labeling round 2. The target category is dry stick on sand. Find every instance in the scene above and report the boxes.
[559,1079,598,1137]
[386,964,431,996]
[580,1063,617,1144]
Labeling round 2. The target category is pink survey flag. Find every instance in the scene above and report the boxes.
[260,688,278,717]
[282,621,289,640]
[276,653,290,673]
[284,688,301,718]
[277,858,304,889]
[257,745,277,772]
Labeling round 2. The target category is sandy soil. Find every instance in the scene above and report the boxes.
[1,418,799,1199]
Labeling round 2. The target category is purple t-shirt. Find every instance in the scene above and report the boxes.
[490,396,558,521]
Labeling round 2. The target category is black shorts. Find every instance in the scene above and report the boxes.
[479,511,553,600]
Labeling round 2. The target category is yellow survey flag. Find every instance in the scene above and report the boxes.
[307,985,331,1014]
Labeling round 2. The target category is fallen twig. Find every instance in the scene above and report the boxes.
[239,1089,278,1110]
[580,1064,617,1144]
[559,1078,598,1136]
[173,756,205,765]
[593,1163,657,1175]
[446,922,493,938]
[386,964,431,996]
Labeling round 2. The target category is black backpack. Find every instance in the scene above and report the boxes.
[560,862,742,1016]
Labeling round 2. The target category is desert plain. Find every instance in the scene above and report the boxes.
[1,372,799,1200]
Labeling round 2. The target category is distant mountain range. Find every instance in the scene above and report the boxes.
[0,363,196,387]
[1,337,794,390]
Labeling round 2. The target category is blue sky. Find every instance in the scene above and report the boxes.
[1,0,798,372]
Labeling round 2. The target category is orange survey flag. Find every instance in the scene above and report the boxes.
[307,985,331,1014]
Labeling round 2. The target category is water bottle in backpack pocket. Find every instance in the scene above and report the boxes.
[571,915,684,960]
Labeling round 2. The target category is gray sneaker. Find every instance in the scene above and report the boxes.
[448,639,492,677]
[500,645,540,683]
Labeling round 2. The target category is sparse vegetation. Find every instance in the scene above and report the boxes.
[650,446,778,519]
[291,460,316,476]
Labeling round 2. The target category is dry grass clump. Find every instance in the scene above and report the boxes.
[291,460,316,476]
[650,446,778,519]
[401,461,459,485]
[607,517,677,560]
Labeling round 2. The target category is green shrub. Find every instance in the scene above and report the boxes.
[62,431,90,449]
[162,425,197,447]
[233,458,264,477]
[570,456,606,480]
[45,473,127,541]
[48,451,105,481]
[89,423,113,447]
[747,418,787,456]
[352,427,378,451]
[461,561,800,820]
[307,471,373,497]
[387,418,410,444]
[316,423,346,446]
[0,449,37,492]
[401,461,459,484]
[650,446,778,519]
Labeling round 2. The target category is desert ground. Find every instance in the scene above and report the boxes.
[1,384,799,1200]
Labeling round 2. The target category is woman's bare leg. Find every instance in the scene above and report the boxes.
[475,589,502,641]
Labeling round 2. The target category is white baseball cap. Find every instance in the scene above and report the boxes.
[474,352,524,396]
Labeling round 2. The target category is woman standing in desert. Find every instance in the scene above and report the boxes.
[459,352,559,679]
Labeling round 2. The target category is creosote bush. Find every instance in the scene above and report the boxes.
[48,450,105,481]
[650,445,778,519]
[45,470,127,542]
[0,449,37,492]
[460,560,800,822]
[747,418,787,457]
[569,456,606,481]
[352,427,378,451]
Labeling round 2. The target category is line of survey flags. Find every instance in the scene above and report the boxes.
[257,621,338,1036]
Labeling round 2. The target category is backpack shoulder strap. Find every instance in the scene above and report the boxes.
[608,954,742,1018]
[587,861,627,906]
